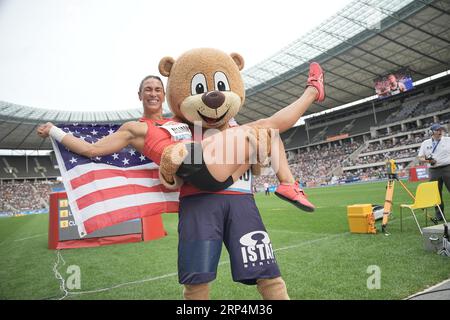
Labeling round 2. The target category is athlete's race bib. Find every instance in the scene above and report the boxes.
[225,169,252,193]
[161,122,192,141]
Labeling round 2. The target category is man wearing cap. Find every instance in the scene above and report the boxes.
[418,123,450,223]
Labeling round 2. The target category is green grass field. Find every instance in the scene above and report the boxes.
[1,181,449,300]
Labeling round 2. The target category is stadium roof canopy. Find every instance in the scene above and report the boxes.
[0,0,449,150]
[238,0,450,123]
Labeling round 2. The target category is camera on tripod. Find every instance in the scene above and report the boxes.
[381,158,416,235]
[425,155,437,166]
[385,159,397,176]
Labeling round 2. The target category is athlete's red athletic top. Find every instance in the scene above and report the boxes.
[139,117,180,165]
[138,116,251,197]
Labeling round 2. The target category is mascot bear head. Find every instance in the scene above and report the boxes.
[158,48,245,130]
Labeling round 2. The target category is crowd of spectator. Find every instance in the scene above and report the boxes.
[345,147,418,167]
[1,92,448,201]
[335,166,386,183]
[0,180,58,214]
[254,140,360,188]
[254,128,432,189]
[383,93,450,125]
[358,132,425,157]
[253,91,449,190]
[411,93,450,118]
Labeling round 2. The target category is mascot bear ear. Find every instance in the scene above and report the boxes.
[159,56,175,77]
[230,52,245,71]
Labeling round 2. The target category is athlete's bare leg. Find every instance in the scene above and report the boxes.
[271,133,295,184]
[201,126,261,182]
[202,126,296,185]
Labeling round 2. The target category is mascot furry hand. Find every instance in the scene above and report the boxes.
[158,48,289,300]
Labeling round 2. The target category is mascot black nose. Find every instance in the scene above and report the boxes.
[201,91,225,109]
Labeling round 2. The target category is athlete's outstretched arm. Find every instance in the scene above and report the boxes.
[37,122,136,158]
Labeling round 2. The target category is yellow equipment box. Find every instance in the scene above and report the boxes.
[347,204,372,215]
[347,204,376,234]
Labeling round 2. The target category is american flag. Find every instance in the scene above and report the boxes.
[51,123,179,237]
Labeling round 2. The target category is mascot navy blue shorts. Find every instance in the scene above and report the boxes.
[178,193,281,285]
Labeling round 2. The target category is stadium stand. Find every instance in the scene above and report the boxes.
[1,0,449,212]
[257,75,450,189]
[2,77,449,202]
[0,155,59,180]
[0,154,61,215]
[2,0,450,301]
[2,75,449,198]
[0,180,58,214]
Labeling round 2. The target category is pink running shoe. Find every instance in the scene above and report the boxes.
[275,182,315,212]
[307,62,325,102]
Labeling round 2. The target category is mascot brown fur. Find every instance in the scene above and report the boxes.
[159,48,244,131]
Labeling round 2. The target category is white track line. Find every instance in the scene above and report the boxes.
[53,250,69,300]
[405,278,450,300]
[67,272,179,297]
[269,229,338,236]
[274,232,350,252]
[55,232,348,299]
[14,233,47,242]
[53,215,423,299]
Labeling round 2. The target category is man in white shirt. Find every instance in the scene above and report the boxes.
[418,123,450,223]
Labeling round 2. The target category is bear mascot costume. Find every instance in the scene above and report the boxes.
[158,48,289,300]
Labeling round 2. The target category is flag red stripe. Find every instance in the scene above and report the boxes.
[70,168,159,189]
[76,184,165,210]
[83,201,179,234]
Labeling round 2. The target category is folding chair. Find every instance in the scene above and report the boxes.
[400,181,447,235]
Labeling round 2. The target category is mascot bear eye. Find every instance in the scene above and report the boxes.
[217,81,226,91]
[214,72,230,91]
[191,73,208,95]
[196,83,205,94]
